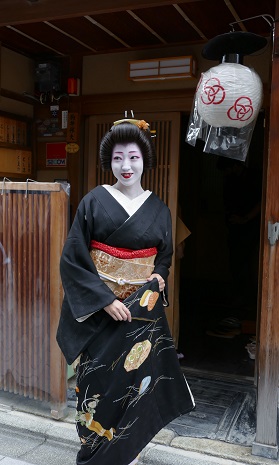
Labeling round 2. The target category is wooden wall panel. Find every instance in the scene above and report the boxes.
[0,182,68,418]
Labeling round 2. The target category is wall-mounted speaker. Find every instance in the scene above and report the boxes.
[35,61,61,93]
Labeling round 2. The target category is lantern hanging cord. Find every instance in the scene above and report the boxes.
[229,14,274,59]
[229,14,275,32]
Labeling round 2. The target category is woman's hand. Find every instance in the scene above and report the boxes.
[147,273,165,292]
[104,299,132,322]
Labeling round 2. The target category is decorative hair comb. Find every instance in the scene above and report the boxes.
[113,118,150,130]
[113,110,156,136]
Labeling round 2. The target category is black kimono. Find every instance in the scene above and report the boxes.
[56,186,194,465]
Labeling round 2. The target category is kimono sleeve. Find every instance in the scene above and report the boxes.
[153,205,173,281]
[60,197,116,320]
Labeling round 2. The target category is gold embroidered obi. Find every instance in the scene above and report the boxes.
[90,240,157,300]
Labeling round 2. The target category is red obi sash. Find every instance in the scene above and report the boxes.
[90,240,157,259]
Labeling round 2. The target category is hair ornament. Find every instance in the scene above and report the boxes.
[113,118,150,131]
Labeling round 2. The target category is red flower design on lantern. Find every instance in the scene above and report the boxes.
[201,77,225,105]
[227,96,254,122]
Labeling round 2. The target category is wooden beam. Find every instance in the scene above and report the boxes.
[0,0,202,26]
[81,89,197,115]
[0,87,37,105]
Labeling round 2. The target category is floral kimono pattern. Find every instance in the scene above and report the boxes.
[74,279,194,465]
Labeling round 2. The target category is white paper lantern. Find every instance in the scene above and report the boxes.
[196,62,263,128]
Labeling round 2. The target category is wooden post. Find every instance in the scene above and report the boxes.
[67,55,83,219]
[49,188,69,419]
[252,2,279,459]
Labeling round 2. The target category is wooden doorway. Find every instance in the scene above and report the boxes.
[84,112,181,334]
[177,112,264,380]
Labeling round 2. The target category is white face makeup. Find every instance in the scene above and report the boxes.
[111,143,144,192]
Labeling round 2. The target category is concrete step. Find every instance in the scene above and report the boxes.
[0,400,278,465]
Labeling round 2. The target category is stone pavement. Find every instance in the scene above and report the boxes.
[0,392,279,465]
[0,455,29,465]
[0,459,31,465]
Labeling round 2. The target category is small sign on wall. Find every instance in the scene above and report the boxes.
[0,148,32,174]
[46,142,67,167]
[66,112,79,142]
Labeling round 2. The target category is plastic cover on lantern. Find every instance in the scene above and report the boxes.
[203,122,256,161]
[186,62,263,162]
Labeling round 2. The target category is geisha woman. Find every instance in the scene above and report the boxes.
[56,119,195,465]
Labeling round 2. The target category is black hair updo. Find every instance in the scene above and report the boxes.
[99,122,157,171]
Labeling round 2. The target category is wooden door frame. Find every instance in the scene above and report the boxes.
[84,111,181,334]
[81,90,195,337]
[252,1,279,459]
[81,85,279,458]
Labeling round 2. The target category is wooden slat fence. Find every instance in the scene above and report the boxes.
[0,181,69,418]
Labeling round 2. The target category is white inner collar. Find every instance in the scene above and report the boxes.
[103,185,152,216]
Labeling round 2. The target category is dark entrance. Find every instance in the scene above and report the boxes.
[177,113,264,380]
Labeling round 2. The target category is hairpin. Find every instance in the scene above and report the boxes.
[113,110,150,131]
[113,118,150,131]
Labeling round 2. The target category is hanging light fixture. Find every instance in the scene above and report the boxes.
[196,32,266,129]
[186,30,268,161]
[128,56,197,81]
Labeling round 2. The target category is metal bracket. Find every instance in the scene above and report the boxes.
[268,222,279,246]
